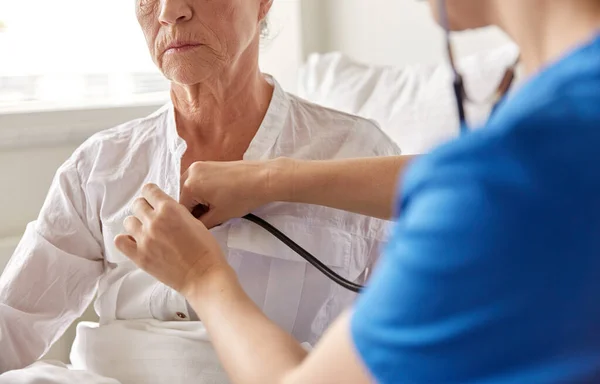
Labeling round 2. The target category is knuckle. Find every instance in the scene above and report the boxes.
[189,161,203,174]
[146,219,160,234]
[123,215,135,228]
[132,197,145,210]
[159,200,177,215]
[147,214,168,233]
[142,183,153,194]
[139,236,152,249]
[137,254,150,268]
[155,202,168,216]
[182,178,194,193]
[143,183,159,196]
[135,196,146,205]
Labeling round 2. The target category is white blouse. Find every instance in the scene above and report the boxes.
[0,77,401,381]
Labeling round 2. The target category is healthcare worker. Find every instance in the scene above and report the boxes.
[116,0,600,382]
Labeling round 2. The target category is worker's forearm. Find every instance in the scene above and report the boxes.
[268,156,415,220]
[187,268,307,384]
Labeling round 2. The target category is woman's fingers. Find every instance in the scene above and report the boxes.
[142,183,172,208]
[131,197,154,224]
[114,234,138,258]
[123,215,143,237]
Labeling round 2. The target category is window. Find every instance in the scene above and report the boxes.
[0,0,169,112]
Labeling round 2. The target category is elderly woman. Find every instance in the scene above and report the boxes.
[0,0,400,383]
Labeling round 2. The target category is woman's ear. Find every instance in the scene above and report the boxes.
[259,0,274,21]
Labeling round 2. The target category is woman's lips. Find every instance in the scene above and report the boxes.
[164,43,202,54]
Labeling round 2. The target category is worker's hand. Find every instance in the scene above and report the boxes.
[180,158,292,229]
[115,184,230,296]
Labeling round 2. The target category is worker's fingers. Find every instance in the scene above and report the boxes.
[131,197,154,225]
[141,183,174,208]
[123,215,143,237]
[199,210,223,229]
[180,171,202,212]
[180,191,201,213]
[191,203,210,219]
[114,234,138,259]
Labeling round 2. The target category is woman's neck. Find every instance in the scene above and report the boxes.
[495,0,600,75]
[171,64,274,161]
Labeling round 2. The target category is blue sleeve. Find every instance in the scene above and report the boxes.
[350,128,600,383]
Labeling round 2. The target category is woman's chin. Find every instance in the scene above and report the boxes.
[161,60,216,86]
[163,68,210,87]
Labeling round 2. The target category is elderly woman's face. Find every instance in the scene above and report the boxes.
[136,0,271,85]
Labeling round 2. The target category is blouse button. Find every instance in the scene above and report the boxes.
[176,312,187,320]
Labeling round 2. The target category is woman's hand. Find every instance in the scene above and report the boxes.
[114,183,230,296]
[179,158,292,228]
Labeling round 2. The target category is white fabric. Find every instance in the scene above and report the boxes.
[0,361,120,384]
[298,44,521,154]
[0,76,400,383]
[70,321,227,384]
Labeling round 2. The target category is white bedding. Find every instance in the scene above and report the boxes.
[298,43,521,154]
[0,361,120,384]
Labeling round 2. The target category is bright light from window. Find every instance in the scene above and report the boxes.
[0,1,170,111]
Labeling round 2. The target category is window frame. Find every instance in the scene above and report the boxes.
[0,102,165,150]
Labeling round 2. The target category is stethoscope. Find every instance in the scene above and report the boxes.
[196,1,519,294]
[192,205,365,293]
[419,0,518,133]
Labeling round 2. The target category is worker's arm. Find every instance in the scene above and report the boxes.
[116,184,373,384]
[188,268,372,384]
[180,156,416,228]
[275,156,413,220]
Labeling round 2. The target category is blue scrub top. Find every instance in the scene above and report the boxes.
[352,34,600,383]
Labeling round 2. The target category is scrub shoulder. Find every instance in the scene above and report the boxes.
[350,81,600,384]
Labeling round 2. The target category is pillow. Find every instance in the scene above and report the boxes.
[298,44,521,154]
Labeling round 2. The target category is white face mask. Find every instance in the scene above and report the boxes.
[435,0,518,133]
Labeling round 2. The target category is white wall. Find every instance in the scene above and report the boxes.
[259,0,303,93]
[299,0,330,56]
[311,0,511,65]
[0,146,74,237]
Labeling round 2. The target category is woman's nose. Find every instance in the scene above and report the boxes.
[159,0,192,26]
